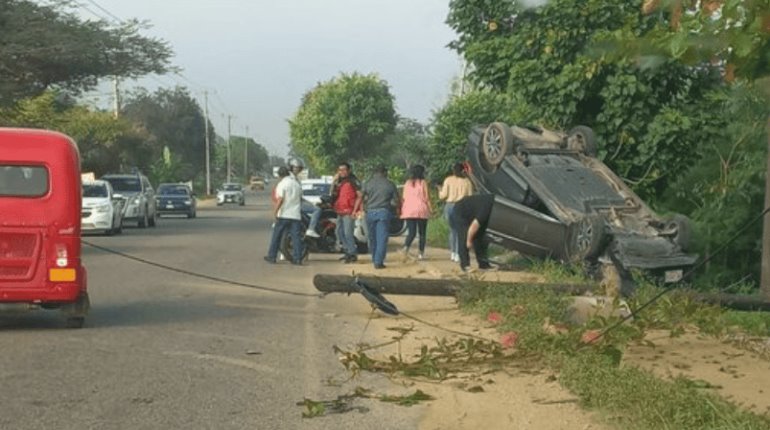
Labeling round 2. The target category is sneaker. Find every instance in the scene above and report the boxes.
[451,253,459,262]
[305,229,320,238]
[278,253,285,261]
[343,255,358,264]
[374,264,386,269]
[263,256,276,264]
[418,253,425,261]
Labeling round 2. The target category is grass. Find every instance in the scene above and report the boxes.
[426,215,450,249]
[454,281,770,430]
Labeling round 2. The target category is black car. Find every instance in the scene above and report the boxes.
[467,122,697,294]
[156,183,197,218]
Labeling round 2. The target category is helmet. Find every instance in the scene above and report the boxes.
[288,158,304,169]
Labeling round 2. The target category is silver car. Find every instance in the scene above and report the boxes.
[101,173,158,228]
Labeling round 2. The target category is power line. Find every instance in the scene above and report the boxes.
[82,0,123,23]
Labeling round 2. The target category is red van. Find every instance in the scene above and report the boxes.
[0,128,89,328]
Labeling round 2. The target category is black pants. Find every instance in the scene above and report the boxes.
[403,218,428,252]
[450,213,489,269]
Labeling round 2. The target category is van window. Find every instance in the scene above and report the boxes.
[0,165,49,197]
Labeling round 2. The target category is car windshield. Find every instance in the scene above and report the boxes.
[0,165,48,197]
[105,177,141,192]
[158,185,189,196]
[223,184,241,191]
[303,184,330,196]
[82,183,108,198]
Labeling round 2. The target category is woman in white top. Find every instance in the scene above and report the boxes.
[439,162,474,262]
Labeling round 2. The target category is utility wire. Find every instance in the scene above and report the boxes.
[82,240,321,298]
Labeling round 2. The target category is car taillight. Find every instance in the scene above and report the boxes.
[55,243,68,267]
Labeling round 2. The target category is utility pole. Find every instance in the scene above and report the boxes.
[244,125,249,180]
[203,91,211,195]
[226,115,232,184]
[761,116,770,298]
[112,76,121,118]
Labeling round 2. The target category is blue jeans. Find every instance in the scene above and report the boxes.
[366,208,391,266]
[266,217,303,262]
[337,214,357,256]
[444,203,457,253]
[307,206,322,232]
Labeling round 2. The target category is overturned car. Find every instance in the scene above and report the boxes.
[466,122,697,294]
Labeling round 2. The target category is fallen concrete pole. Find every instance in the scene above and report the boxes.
[313,274,595,297]
[313,274,770,312]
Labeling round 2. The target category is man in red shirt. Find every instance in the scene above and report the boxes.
[332,162,362,263]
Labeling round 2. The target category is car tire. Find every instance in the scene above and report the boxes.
[665,214,693,252]
[480,122,515,171]
[567,126,598,157]
[566,214,606,262]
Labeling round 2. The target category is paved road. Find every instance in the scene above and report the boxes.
[0,191,422,430]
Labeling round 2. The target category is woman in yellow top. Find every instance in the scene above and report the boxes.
[439,162,474,262]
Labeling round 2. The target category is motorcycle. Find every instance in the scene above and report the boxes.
[280,195,406,261]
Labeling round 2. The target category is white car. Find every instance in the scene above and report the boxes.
[82,180,123,235]
[217,183,245,206]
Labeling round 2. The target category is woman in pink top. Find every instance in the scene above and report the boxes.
[400,164,432,259]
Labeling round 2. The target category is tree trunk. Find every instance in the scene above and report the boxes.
[761,115,770,299]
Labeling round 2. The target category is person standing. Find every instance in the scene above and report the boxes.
[333,162,362,263]
[362,165,400,269]
[400,164,432,260]
[439,162,474,262]
[451,194,495,272]
[264,160,305,265]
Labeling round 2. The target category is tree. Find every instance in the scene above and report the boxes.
[383,117,431,171]
[445,0,726,199]
[226,135,270,182]
[428,90,510,181]
[629,0,770,294]
[288,73,396,173]
[0,91,153,175]
[121,87,212,181]
[0,0,173,105]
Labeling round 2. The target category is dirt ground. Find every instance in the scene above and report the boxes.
[321,244,770,429]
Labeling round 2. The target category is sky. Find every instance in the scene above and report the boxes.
[76,0,463,157]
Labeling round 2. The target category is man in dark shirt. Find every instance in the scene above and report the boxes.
[361,165,400,269]
[450,194,495,271]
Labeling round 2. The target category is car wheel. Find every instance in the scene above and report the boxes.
[566,214,605,262]
[567,126,598,157]
[388,217,406,237]
[664,214,692,252]
[481,122,515,171]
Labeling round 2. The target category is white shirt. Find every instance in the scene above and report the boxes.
[274,175,302,220]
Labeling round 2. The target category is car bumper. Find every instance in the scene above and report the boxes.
[81,212,113,231]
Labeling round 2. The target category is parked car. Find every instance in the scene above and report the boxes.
[466,122,697,294]
[82,180,124,235]
[217,183,245,206]
[0,128,90,328]
[156,183,197,218]
[101,173,158,228]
